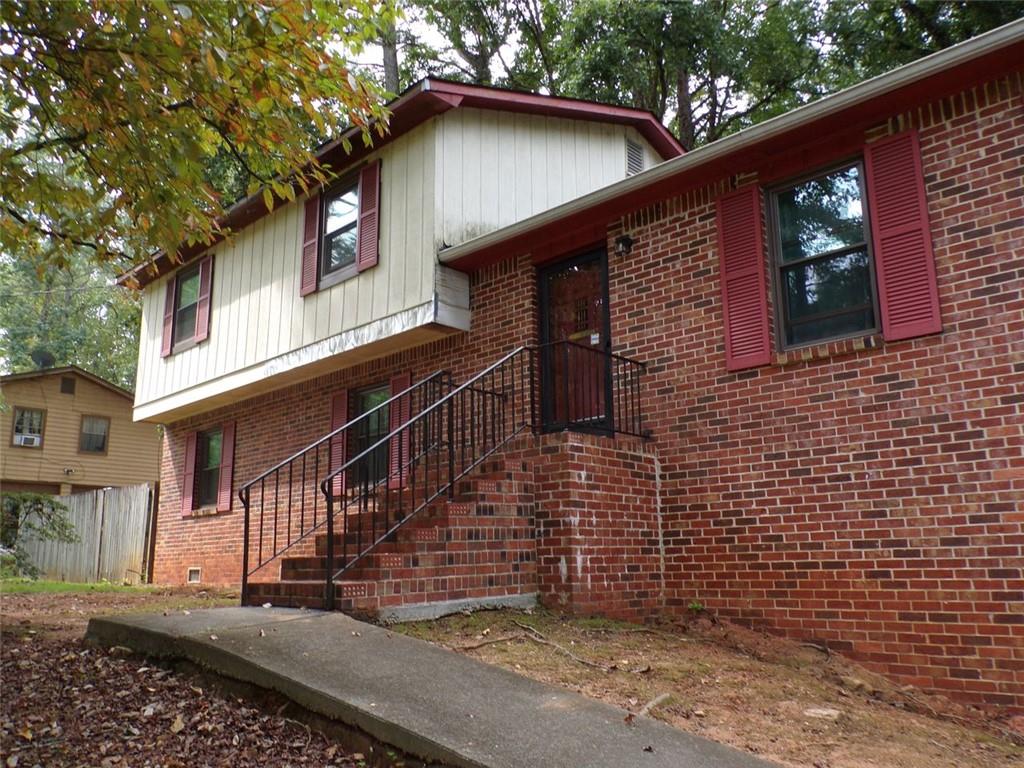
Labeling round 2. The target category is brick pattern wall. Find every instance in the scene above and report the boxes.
[609,72,1024,709]
[527,432,662,619]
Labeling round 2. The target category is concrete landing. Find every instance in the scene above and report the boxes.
[86,607,776,768]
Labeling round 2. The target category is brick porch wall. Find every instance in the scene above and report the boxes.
[527,432,662,619]
[609,72,1023,708]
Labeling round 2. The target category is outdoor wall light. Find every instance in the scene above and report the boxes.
[615,234,635,256]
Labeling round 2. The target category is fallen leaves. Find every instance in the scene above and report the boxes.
[0,633,371,767]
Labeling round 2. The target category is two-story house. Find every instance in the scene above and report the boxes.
[1,366,160,494]
[124,22,1023,712]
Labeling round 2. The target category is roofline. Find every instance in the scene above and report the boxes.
[439,19,1024,267]
[118,77,682,288]
[0,365,134,400]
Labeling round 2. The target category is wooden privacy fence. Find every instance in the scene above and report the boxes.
[19,484,155,584]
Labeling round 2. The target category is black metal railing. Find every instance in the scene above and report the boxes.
[318,346,536,607]
[238,370,452,604]
[238,342,647,608]
[538,340,646,438]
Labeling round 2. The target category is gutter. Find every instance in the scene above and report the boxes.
[438,18,1024,265]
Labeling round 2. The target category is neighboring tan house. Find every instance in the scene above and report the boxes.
[123,22,1023,712]
[0,366,160,494]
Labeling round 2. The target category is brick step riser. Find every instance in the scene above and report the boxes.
[283,554,537,583]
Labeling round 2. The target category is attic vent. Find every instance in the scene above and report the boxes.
[60,376,76,395]
[626,139,645,176]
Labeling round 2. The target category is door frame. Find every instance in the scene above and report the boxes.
[537,247,614,434]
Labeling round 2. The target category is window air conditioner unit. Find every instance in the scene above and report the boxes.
[15,434,40,447]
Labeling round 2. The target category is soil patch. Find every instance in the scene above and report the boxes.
[394,609,1024,768]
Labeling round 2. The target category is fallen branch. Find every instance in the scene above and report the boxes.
[638,692,672,718]
[456,633,525,651]
[512,620,612,672]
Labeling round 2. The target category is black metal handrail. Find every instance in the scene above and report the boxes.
[318,346,536,607]
[237,342,647,609]
[238,369,452,604]
[537,340,646,438]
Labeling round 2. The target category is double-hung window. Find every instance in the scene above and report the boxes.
[161,255,212,357]
[79,415,110,453]
[300,160,380,296]
[196,428,223,508]
[181,421,235,514]
[716,130,941,372]
[12,407,44,448]
[173,264,201,346]
[771,163,878,348]
[321,182,359,285]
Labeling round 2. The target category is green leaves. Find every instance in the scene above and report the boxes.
[0,0,393,270]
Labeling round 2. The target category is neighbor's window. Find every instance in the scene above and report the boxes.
[173,263,201,346]
[772,163,878,347]
[321,181,359,280]
[196,428,223,507]
[12,407,44,448]
[79,415,110,453]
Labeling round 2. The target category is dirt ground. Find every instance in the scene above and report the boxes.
[0,586,393,768]
[2,587,1021,768]
[395,609,1024,768]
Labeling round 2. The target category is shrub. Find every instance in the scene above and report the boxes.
[0,492,78,578]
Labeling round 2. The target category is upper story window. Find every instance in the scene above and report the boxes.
[321,182,359,283]
[161,255,212,358]
[300,160,380,297]
[12,407,44,448]
[770,163,877,348]
[173,264,201,346]
[79,415,110,453]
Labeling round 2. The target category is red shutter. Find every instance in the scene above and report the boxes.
[194,255,213,343]
[160,279,175,358]
[716,186,771,371]
[864,130,942,341]
[388,372,411,489]
[329,391,348,497]
[216,421,235,512]
[181,430,198,515]
[300,194,320,296]
[356,161,381,272]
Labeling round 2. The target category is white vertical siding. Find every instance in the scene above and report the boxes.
[436,108,659,248]
[136,122,438,413]
[134,108,665,420]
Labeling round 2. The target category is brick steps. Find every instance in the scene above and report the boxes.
[245,451,536,615]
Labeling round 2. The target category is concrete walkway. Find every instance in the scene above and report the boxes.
[86,607,776,768]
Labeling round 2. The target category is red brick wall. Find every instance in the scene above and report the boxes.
[609,72,1024,709]
[527,432,662,619]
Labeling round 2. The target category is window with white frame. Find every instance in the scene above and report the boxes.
[12,407,44,448]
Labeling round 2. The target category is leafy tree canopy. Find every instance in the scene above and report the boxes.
[0,0,395,271]
[0,252,139,388]
[393,0,1024,149]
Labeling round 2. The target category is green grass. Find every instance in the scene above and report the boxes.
[0,579,158,595]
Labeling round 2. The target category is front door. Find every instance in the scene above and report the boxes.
[539,249,612,432]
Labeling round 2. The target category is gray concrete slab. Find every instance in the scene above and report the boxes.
[87,607,777,768]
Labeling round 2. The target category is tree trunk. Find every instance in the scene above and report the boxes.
[381,17,400,94]
[675,68,696,151]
